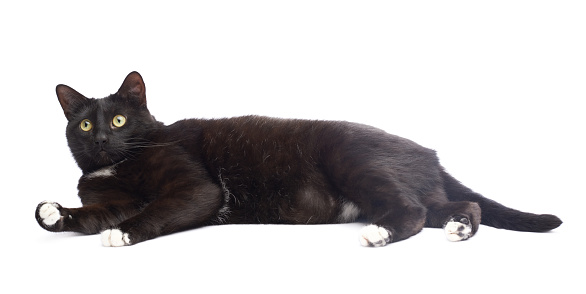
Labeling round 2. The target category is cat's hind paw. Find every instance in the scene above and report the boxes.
[36,201,65,230]
[101,229,131,247]
[359,224,393,247]
[444,216,473,242]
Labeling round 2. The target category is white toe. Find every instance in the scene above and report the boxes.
[39,202,61,226]
[101,229,131,247]
[359,225,392,247]
[444,219,473,242]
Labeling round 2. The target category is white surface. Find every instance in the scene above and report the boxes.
[1,1,584,293]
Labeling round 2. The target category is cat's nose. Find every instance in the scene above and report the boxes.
[94,134,108,148]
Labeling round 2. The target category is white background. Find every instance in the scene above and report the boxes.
[1,1,584,293]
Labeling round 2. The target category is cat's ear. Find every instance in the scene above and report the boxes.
[56,84,89,121]
[116,71,147,107]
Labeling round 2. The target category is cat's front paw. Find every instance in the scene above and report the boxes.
[359,224,393,247]
[444,215,473,242]
[101,229,131,247]
[36,201,65,231]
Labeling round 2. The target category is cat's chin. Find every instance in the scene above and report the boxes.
[94,151,119,166]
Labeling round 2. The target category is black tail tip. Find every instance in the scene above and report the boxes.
[537,214,563,232]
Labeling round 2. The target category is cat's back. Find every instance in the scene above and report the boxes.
[165,115,436,168]
[166,114,434,152]
[167,115,345,147]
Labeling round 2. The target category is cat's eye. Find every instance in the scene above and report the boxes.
[80,119,93,132]
[113,115,126,127]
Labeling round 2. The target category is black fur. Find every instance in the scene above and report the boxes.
[35,72,562,246]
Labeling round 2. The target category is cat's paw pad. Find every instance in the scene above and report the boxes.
[444,216,473,242]
[359,224,393,247]
[36,201,63,227]
[101,229,131,247]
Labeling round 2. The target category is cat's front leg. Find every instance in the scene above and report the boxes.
[101,229,131,247]
[36,201,70,232]
[100,182,223,247]
[35,200,142,235]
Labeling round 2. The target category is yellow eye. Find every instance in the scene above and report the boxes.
[80,119,93,132]
[113,115,126,127]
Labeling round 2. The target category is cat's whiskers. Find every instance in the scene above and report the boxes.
[122,139,181,149]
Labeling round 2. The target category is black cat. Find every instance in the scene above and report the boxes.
[35,72,562,247]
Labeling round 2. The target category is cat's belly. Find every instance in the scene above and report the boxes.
[220,184,361,225]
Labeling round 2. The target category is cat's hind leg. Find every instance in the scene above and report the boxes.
[358,201,427,247]
[424,201,481,242]
[443,215,474,242]
[347,176,427,246]
[326,156,428,246]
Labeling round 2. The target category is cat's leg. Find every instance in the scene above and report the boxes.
[35,200,142,235]
[342,171,429,246]
[424,201,481,241]
[325,160,428,246]
[358,199,427,247]
[101,182,223,247]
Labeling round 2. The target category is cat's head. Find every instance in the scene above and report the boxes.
[56,72,161,173]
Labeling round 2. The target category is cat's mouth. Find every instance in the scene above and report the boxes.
[96,150,114,165]
[95,148,127,166]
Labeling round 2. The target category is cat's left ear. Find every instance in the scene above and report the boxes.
[117,71,147,107]
[56,84,89,121]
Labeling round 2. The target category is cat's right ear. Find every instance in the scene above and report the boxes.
[56,84,88,121]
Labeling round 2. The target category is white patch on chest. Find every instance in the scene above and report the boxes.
[85,167,116,179]
[338,201,361,223]
[84,160,126,179]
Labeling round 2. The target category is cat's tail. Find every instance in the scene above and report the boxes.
[441,170,562,232]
